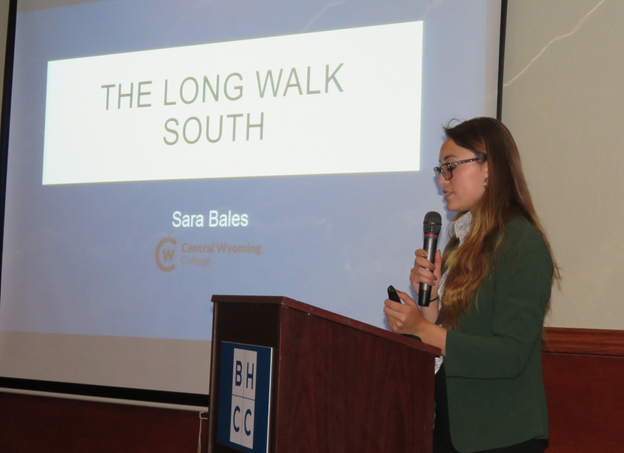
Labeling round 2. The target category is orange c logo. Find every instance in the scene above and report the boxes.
[155,237,177,272]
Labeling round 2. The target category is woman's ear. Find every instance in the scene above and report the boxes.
[481,159,489,180]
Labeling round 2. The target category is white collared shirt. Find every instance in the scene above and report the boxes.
[435,212,472,373]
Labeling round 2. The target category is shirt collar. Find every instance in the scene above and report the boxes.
[452,212,472,245]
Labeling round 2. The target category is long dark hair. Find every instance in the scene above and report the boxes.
[438,117,556,330]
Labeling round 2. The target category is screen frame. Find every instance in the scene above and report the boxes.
[0,0,508,408]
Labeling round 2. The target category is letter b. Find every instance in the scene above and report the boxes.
[235,361,243,386]
[232,349,246,397]
[209,210,219,227]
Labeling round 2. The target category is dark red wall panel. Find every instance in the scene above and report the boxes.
[0,392,208,453]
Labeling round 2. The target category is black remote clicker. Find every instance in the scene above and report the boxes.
[386,285,421,342]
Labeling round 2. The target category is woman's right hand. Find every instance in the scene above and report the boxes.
[410,249,443,301]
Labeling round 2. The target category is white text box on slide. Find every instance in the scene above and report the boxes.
[43,21,423,185]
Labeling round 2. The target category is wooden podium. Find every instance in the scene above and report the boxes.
[208,295,439,453]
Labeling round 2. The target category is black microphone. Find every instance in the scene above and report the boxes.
[418,211,442,307]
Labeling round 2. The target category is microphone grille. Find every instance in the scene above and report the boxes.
[423,211,442,235]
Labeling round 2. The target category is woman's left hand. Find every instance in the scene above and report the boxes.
[383,289,427,337]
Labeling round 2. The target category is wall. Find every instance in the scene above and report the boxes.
[0,391,208,453]
[542,327,624,452]
[502,0,624,329]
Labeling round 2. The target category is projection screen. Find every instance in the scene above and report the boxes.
[0,0,505,405]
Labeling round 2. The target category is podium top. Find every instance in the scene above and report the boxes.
[211,294,440,356]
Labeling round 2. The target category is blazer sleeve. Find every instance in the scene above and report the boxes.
[444,219,554,379]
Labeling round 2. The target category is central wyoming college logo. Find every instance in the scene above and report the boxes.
[155,237,177,272]
[217,342,273,453]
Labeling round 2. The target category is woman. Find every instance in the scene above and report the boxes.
[384,117,556,453]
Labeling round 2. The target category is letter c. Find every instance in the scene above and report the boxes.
[244,409,252,436]
[155,237,177,272]
[232,406,241,432]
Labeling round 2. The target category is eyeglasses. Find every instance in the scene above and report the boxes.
[434,158,481,181]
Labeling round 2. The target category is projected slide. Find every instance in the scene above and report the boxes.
[0,0,502,396]
[44,22,423,184]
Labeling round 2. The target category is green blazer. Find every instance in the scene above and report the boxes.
[443,216,554,452]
